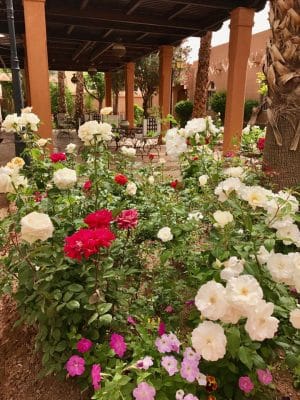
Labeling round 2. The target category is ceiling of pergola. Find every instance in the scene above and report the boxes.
[0,0,266,72]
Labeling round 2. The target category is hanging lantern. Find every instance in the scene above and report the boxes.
[88,66,97,77]
[71,73,79,84]
[111,42,126,58]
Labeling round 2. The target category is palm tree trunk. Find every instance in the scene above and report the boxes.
[75,72,84,123]
[192,31,212,118]
[57,71,67,114]
[263,0,300,188]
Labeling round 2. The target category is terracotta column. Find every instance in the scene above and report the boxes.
[223,7,254,154]
[159,45,173,130]
[125,62,135,127]
[23,0,52,141]
[105,72,112,108]
[23,57,31,106]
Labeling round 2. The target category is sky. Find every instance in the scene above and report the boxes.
[187,4,270,62]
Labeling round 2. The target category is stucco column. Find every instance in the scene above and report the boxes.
[223,7,254,154]
[159,45,173,130]
[105,72,112,108]
[125,62,135,127]
[23,0,52,141]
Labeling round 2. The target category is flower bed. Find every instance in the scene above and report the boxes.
[0,111,299,400]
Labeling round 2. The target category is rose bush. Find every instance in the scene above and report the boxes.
[0,113,299,400]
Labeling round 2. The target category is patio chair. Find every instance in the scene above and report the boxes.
[56,113,76,139]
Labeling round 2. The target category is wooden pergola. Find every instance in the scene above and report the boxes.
[0,0,267,152]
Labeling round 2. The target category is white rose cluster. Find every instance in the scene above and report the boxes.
[78,120,114,145]
[126,182,137,196]
[165,128,187,159]
[53,168,77,190]
[213,210,234,228]
[194,276,279,348]
[2,110,40,133]
[0,158,28,193]
[21,211,54,244]
[120,146,136,158]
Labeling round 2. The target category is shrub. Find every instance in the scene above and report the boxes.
[175,100,193,128]
[209,91,227,122]
[244,99,259,123]
[134,104,144,126]
[50,82,74,116]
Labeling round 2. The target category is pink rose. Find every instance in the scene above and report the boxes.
[238,376,254,393]
[65,355,85,376]
[76,338,93,353]
[116,209,139,230]
[257,369,272,385]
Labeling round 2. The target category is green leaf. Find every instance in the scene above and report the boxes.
[227,327,241,357]
[264,239,275,252]
[99,314,112,326]
[67,284,84,292]
[56,341,67,352]
[88,312,99,325]
[238,346,253,370]
[160,250,172,265]
[97,303,113,315]
[66,300,80,310]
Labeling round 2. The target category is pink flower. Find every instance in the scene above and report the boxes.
[257,369,272,385]
[155,333,180,353]
[116,209,139,230]
[180,360,200,383]
[64,228,116,261]
[114,174,128,186]
[110,333,127,358]
[165,305,174,313]
[65,355,85,377]
[184,395,198,400]
[83,180,92,191]
[161,355,179,376]
[77,338,93,353]
[133,382,156,400]
[84,209,113,229]
[183,347,201,363]
[136,356,153,370]
[257,137,266,151]
[239,376,254,393]
[91,364,102,390]
[224,151,235,158]
[50,152,66,163]
[127,315,137,325]
[158,321,166,336]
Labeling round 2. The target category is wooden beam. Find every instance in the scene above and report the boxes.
[156,0,237,9]
[168,4,190,20]
[102,29,114,38]
[136,33,149,41]
[80,0,90,10]
[125,0,143,15]
[90,43,114,63]
[72,41,92,61]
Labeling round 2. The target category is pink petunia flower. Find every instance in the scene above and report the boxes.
[164,305,174,313]
[180,359,200,383]
[183,395,199,400]
[136,356,153,370]
[239,376,254,393]
[110,333,127,358]
[161,355,179,376]
[65,355,85,376]
[77,338,93,353]
[183,347,201,363]
[257,369,272,385]
[91,364,102,390]
[133,382,156,400]
[127,315,137,325]
[155,333,180,354]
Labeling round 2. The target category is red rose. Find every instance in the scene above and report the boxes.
[84,209,113,229]
[205,137,211,144]
[64,228,116,261]
[224,151,235,158]
[148,154,155,161]
[114,174,128,186]
[257,137,266,152]
[116,209,139,230]
[170,180,179,189]
[192,156,199,161]
[50,152,66,163]
[83,180,92,191]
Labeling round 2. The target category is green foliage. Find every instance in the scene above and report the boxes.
[84,72,105,111]
[244,99,259,123]
[175,100,193,128]
[50,82,74,115]
[134,104,144,126]
[84,94,97,113]
[257,72,268,97]
[209,91,227,122]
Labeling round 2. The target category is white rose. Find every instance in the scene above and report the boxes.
[78,120,100,145]
[257,245,274,265]
[0,173,12,193]
[213,210,233,228]
[245,301,279,341]
[185,118,206,136]
[220,257,244,281]
[53,168,77,190]
[126,182,137,196]
[165,128,187,159]
[100,107,113,115]
[2,113,20,132]
[198,175,208,187]
[10,174,28,192]
[214,178,244,202]
[37,138,48,147]
[121,146,136,158]
[195,281,228,320]
[290,308,300,329]
[191,321,227,362]
[148,176,155,185]
[21,106,33,114]
[21,211,54,244]
[157,227,173,242]
[224,166,244,178]
[276,223,300,246]
[66,143,76,154]
[19,112,40,131]
[188,211,203,221]
[266,253,294,285]
[98,122,113,141]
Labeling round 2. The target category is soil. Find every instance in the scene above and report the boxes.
[0,295,90,400]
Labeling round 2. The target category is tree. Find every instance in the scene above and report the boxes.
[263,1,300,188]
[50,82,74,115]
[112,69,125,114]
[135,53,159,118]
[74,72,84,122]
[57,71,67,114]
[192,31,212,118]
[83,72,105,113]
